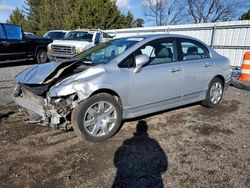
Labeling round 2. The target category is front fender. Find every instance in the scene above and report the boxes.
[48,80,122,101]
[48,81,97,100]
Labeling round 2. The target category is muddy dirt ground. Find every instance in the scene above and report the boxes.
[0,87,249,188]
[0,65,249,187]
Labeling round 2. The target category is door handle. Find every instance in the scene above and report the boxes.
[169,68,181,73]
[203,63,212,67]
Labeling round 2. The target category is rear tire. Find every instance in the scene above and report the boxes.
[202,77,224,108]
[36,49,48,64]
[72,93,122,142]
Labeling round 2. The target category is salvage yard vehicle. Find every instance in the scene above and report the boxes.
[47,29,112,61]
[24,32,35,37]
[0,23,52,64]
[43,30,69,40]
[14,34,231,142]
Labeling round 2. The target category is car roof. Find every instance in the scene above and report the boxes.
[0,23,20,27]
[72,29,102,34]
[121,34,209,47]
[47,30,69,32]
[125,34,197,40]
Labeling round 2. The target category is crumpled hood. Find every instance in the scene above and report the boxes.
[15,60,81,85]
[15,59,104,87]
[15,61,63,84]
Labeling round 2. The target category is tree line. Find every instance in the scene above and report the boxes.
[8,0,250,35]
[143,0,250,25]
[8,0,144,35]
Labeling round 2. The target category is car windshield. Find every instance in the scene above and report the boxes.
[72,37,144,64]
[43,31,66,40]
[64,31,93,42]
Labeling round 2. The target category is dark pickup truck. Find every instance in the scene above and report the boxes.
[0,23,52,64]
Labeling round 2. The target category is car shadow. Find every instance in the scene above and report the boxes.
[112,120,168,188]
[0,111,14,122]
[0,60,36,68]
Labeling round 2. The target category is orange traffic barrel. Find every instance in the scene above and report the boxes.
[239,52,250,82]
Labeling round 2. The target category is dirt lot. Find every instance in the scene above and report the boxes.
[0,65,249,188]
[0,64,32,106]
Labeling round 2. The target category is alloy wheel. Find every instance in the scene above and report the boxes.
[83,101,117,137]
[210,82,223,104]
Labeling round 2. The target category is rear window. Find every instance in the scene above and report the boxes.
[0,25,6,39]
[4,24,22,40]
[44,31,66,40]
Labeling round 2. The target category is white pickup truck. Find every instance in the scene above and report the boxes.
[47,29,112,61]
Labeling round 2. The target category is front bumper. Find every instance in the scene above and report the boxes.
[47,51,76,61]
[15,96,46,119]
[14,86,72,130]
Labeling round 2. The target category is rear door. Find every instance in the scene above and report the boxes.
[178,38,214,99]
[0,24,8,62]
[4,24,27,60]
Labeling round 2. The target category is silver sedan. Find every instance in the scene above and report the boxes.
[14,34,231,142]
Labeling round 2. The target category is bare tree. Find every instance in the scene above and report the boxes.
[143,0,187,26]
[187,0,246,23]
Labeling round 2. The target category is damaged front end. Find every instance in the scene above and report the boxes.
[14,84,80,130]
[13,60,105,130]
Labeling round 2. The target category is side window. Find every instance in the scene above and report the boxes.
[135,39,177,66]
[95,33,101,43]
[180,40,209,61]
[5,25,23,40]
[0,25,6,39]
[119,54,135,68]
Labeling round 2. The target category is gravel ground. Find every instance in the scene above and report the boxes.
[0,63,32,106]
[0,64,249,188]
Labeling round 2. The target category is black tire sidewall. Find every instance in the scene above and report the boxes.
[72,93,122,142]
[36,49,47,64]
[203,78,224,108]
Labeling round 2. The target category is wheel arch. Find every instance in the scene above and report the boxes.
[35,45,47,56]
[90,88,123,107]
[213,75,225,86]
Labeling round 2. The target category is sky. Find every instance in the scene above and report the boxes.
[0,0,25,23]
[0,0,148,25]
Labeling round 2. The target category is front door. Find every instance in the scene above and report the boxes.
[128,38,182,115]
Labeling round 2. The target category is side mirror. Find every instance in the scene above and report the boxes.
[94,39,99,44]
[94,35,100,44]
[134,54,149,73]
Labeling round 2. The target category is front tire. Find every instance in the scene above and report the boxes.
[202,77,224,108]
[36,49,48,64]
[72,93,122,142]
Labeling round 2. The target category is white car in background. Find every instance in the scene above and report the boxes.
[47,29,112,61]
[43,30,69,40]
